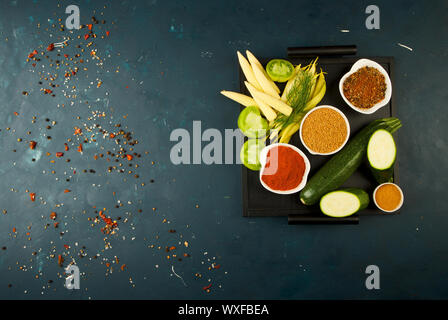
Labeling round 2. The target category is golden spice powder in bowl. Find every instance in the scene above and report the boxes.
[299,105,350,155]
[373,183,404,213]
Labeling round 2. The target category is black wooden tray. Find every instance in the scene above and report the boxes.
[240,52,397,223]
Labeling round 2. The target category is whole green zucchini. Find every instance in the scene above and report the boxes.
[300,118,402,205]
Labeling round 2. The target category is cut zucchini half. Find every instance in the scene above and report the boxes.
[240,139,265,171]
[238,106,268,138]
[320,188,369,218]
[367,129,396,183]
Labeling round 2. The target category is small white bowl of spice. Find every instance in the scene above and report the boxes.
[373,183,404,213]
[299,105,350,156]
[339,59,392,114]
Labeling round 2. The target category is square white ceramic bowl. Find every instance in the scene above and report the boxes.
[339,58,392,114]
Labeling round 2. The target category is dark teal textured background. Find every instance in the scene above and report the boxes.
[0,0,447,299]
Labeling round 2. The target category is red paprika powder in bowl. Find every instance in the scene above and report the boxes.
[259,143,311,195]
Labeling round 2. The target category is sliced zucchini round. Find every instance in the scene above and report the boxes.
[367,129,396,170]
[320,188,369,218]
[367,129,396,183]
[240,139,265,171]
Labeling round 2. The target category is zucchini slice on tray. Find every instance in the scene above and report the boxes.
[367,129,397,184]
[320,188,369,218]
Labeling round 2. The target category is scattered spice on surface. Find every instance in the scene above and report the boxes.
[343,66,387,109]
[58,254,64,267]
[47,43,55,51]
[0,5,225,297]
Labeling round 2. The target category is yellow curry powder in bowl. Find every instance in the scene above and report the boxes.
[300,106,350,155]
[373,183,404,213]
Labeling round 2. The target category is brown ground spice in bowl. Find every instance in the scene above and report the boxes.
[343,66,387,109]
[301,107,348,154]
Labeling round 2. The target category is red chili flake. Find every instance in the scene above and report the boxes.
[58,254,64,267]
[77,144,83,153]
[56,152,64,157]
[64,54,69,58]
[213,264,221,269]
[54,222,59,228]
[63,244,70,250]
[43,89,53,94]
[30,193,36,202]
[50,212,57,220]
[126,154,133,161]
[64,72,70,78]
[47,43,55,51]
[12,227,17,233]
[203,284,212,291]
[84,34,90,40]
[64,189,71,193]
[29,141,37,150]
[14,112,19,116]
[120,264,126,271]
[87,24,93,31]
[64,143,69,151]
[99,211,118,229]
[109,133,116,138]
[74,127,82,135]
[28,50,38,58]
[106,31,110,37]
[72,70,77,76]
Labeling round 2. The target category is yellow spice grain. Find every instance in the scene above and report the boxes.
[301,108,347,153]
